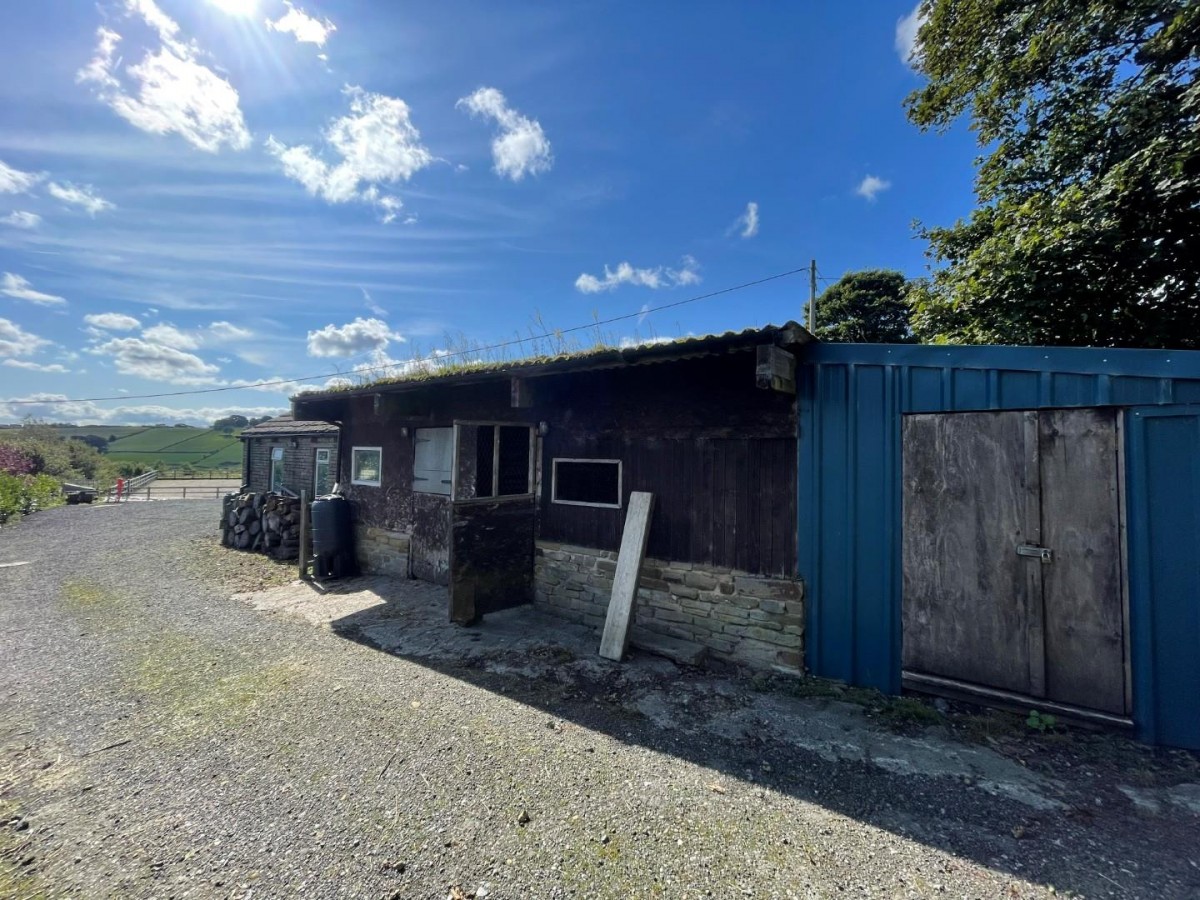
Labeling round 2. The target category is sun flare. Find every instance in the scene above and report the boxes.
[208,0,259,17]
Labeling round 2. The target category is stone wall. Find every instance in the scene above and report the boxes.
[243,436,338,496]
[534,540,804,672]
[355,524,411,577]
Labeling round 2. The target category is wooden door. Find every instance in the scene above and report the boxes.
[447,422,537,623]
[902,411,1043,695]
[902,408,1128,715]
[1038,409,1126,714]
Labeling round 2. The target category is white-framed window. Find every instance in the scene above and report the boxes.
[270,446,285,493]
[314,447,333,495]
[413,428,453,495]
[552,458,622,508]
[351,446,383,487]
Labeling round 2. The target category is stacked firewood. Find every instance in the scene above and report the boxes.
[220,492,302,560]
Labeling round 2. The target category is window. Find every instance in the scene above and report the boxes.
[351,446,382,487]
[270,446,285,493]
[314,447,333,495]
[413,428,452,495]
[552,459,622,508]
[470,424,533,499]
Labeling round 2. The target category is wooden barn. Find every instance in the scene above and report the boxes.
[239,414,339,496]
[293,324,810,671]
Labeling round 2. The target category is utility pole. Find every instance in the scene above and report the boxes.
[808,259,817,332]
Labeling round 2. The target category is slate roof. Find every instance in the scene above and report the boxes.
[238,414,338,438]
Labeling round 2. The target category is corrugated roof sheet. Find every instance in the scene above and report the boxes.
[239,414,339,437]
[293,321,811,403]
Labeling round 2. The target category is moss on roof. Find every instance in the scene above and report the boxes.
[293,322,806,402]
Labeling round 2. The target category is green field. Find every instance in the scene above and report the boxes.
[99,426,244,468]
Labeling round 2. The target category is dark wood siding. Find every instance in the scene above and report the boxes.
[540,434,796,575]
[329,346,798,577]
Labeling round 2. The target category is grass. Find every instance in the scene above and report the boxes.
[128,632,307,734]
[103,426,243,467]
[750,673,947,729]
[295,314,701,398]
[60,580,122,610]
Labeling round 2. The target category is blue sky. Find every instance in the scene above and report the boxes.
[0,0,974,425]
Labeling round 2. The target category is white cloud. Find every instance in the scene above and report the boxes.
[137,320,254,349]
[84,312,141,331]
[731,201,759,239]
[0,159,43,194]
[142,322,199,350]
[574,255,701,294]
[362,288,386,317]
[855,174,891,201]
[77,2,251,154]
[2,359,69,373]
[1,273,67,307]
[47,182,114,215]
[306,316,403,358]
[208,320,253,341]
[266,2,336,48]
[0,318,51,358]
[0,394,285,427]
[90,336,221,384]
[2,211,41,229]
[896,3,927,68]
[456,87,553,182]
[266,86,432,219]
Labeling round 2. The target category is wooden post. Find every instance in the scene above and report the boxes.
[298,490,310,580]
[599,491,655,661]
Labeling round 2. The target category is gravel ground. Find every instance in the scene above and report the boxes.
[2,502,1199,899]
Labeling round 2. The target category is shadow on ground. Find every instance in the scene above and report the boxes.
[234,574,1200,898]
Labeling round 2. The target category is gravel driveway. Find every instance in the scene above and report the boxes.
[2,502,1199,899]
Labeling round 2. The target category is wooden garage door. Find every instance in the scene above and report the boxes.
[902,408,1128,716]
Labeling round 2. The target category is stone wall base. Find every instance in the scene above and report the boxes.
[534,541,804,672]
[356,524,411,577]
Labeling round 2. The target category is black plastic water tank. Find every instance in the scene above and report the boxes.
[311,494,355,578]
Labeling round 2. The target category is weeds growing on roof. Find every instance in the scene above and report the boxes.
[300,310,687,396]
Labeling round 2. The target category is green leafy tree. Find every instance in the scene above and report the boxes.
[906,1,1200,347]
[814,270,915,343]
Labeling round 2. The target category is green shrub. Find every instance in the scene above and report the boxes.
[0,472,64,526]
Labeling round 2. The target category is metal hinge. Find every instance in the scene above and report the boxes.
[1016,544,1053,563]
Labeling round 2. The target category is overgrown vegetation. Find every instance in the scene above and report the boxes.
[906,0,1200,347]
[299,314,741,397]
[0,422,119,525]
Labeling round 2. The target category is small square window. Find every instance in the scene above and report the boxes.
[351,446,382,487]
[552,459,622,508]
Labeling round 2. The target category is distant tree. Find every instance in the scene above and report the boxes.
[70,434,109,453]
[814,270,915,343]
[213,414,249,430]
[906,0,1200,347]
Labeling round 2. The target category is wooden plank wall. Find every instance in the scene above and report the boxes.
[540,434,797,576]
[326,349,798,578]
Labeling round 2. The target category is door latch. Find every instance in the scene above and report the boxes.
[1016,544,1053,563]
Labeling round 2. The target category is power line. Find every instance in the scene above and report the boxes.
[9,265,810,406]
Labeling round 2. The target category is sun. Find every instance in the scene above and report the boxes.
[208,0,259,17]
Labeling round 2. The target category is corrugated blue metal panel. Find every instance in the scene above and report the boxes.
[1125,406,1200,749]
[798,343,1200,745]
